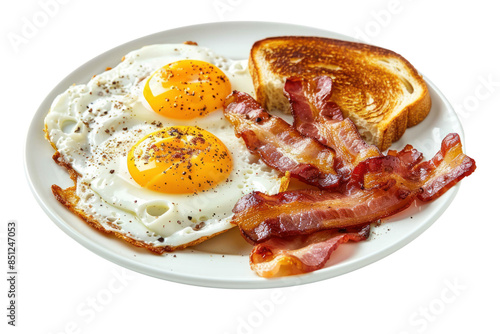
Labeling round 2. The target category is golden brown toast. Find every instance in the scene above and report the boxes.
[249,36,431,151]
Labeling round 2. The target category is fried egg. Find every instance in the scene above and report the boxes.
[44,44,282,252]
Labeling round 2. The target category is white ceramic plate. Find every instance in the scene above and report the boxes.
[25,21,464,289]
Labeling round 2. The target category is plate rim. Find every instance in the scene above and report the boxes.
[25,20,463,289]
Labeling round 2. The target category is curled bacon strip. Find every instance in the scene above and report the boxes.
[285,76,381,182]
[250,225,370,277]
[224,91,340,189]
[351,133,477,201]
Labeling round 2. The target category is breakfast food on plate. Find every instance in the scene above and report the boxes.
[44,43,283,253]
[44,35,475,279]
[248,36,432,151]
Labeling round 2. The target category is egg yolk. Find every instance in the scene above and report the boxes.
[127,126,233,194]
[143,60,232,120]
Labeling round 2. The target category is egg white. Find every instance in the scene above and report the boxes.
[45,44,282,249]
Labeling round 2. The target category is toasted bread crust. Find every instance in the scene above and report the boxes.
[249,36,431,151]
[407,89,432,128]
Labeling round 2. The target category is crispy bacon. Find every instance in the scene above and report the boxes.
[285,76,381,182]
[234,181,417,243]
[284,75,475,198]
[225,76,475,278]
[250,225,370,277]
[224,91,340,189]
[232,131,475,244]
[351,133,476,201]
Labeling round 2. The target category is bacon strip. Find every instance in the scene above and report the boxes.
[250,225,370,277]
[234,181,417,243]
[232,131,475,243]
[351,133,476,201]
[224,91,340,189]
[284,76,381,182]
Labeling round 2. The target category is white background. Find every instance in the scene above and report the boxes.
[1,0,498,333]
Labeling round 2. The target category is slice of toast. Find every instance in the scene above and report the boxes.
[249,36,431,151]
